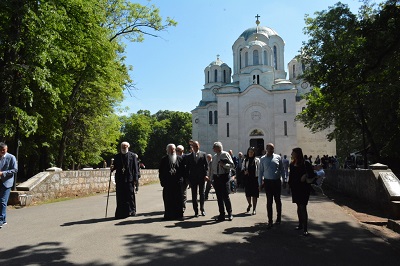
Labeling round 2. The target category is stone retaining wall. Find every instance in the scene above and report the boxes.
[9,169,159,205]
[324,167,400,219]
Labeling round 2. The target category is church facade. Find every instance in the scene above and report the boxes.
[191,20,336,158]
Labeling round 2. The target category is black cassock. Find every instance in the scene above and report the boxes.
[113,151,138,219]
[159,155,185,220]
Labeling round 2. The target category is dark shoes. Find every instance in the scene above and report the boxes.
[215,215,225,221]
[303,231,309,237]
[246,204,252,213]
[201,211,206,216]
[275,219,281,225]
[295,225,303,230]
[228,214,233,221]
[252,210,256,215]
[194,212,199,217]
[266,222,273,229]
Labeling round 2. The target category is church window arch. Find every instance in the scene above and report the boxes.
[250,129,264,136]
[302,63,305,72]
[227,123,230,137]
[223,70,226,83]
[253,50,259,65]
[214,111,218,124]
[283,99,287,113]
[239,48,243,69]
[214,69,218,82]
[245,52,249,67]
[252,75,259,84]
[209,111,213,124]
[273,46,278,70]
[263,51,268,65]
[292,65,296,78]
[207,71,210,83]
[226,102,229,115]
[284,121,288,136]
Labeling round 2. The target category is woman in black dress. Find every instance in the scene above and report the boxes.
[288,147,315,236]
[242,147,260,215]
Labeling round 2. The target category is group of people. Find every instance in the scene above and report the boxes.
[99,139,324,239]
[157,140,320,236]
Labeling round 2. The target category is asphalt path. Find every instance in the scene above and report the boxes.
[0,183,398,265]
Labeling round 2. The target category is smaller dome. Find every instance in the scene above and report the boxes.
[239,26,279,41]
[208,58,224,67]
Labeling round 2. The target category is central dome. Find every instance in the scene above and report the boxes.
[239,26,279,41]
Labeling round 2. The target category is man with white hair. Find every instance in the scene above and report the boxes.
[111,141,139,219]
[209,142,234,221]
[176,144,189,213]
[159,144,185,220]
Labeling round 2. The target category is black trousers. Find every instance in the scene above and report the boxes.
[190,180,205,213]
[213,174,232,216]
[264,179,282,223]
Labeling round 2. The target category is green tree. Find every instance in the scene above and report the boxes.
[144,110,192,168]
[298,0,400,168]
[0,0,177,177]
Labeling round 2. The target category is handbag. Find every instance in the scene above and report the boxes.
[301,162,316,184]
[226,177,237,194]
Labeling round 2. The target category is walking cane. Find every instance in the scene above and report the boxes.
[105,158,114,218]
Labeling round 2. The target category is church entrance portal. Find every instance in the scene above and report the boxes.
[250,139,264,157]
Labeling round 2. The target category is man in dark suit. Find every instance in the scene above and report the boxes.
[185,141,208,217]
[111,141,139,219]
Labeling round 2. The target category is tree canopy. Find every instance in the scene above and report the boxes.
[298,0,400,168]
[0,0,176,178]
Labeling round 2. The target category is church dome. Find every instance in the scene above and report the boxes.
[206,57,228,69]
[239,26,279,41]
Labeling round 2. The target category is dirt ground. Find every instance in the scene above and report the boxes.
[324,187,400,250]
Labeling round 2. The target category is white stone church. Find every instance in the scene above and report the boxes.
[191,18,336,158]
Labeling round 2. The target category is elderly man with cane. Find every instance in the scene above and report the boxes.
[109,142,139,219]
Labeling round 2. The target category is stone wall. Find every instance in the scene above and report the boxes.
[10,169,159,205]
[324,166,400,219]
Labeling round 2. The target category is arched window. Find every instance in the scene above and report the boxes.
[223,70,226,83]
[214,69,218,82]
[292,65,296,78]
[284,121,288,136]
[207,71,210,83]
[273,46,278,70]
[302,107,306,112]
[302,63,305,72]
[283,99,287,113]
[263,51,267,65]
[227,123,230,137]
[245,52,249,67]
[253,50,259,65]
[214,111,218,124]
[209,111,213,124]
[226,102,229,116]
[239,48,243,69]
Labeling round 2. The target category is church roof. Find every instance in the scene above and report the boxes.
[206,57,228,68]
[239,26,279,41]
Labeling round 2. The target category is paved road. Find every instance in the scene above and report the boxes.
[0,183,398,265]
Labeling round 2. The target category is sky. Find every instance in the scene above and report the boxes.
[118,0,380,116]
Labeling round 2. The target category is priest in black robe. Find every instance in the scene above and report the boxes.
[111,141,139,219]
[159,144,185,220]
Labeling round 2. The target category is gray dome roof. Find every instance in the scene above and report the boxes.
[206,58,228,68]
[239,26,279,41]
[247,40,267,48]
